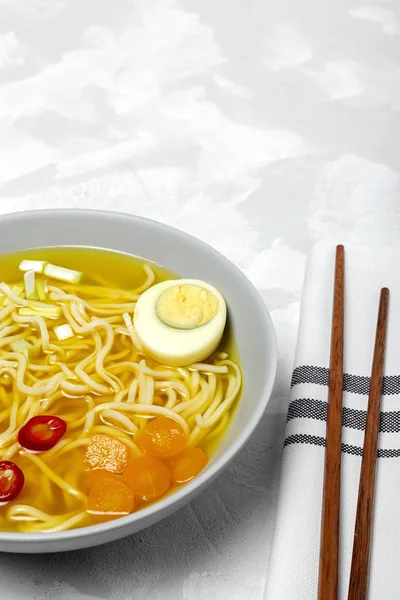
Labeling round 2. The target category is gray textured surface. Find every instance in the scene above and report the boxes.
[0,0,399,598]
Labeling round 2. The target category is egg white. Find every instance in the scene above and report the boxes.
[133,279,227,367]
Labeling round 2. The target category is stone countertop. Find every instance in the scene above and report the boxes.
[0,0,399,598]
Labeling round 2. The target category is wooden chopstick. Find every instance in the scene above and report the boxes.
[347,287,390,600]
[318,244,345,600]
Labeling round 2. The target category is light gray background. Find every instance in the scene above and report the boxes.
[0,0,399,598]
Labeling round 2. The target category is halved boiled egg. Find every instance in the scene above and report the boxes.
[133,279,227,367]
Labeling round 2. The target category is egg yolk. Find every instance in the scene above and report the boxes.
[156,284,218,330]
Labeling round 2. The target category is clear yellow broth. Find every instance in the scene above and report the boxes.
[0,247,241,532]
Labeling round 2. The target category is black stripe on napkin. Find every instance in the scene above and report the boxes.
[291,365,400,396]
[284,434,400,458]
[287,398,400,433]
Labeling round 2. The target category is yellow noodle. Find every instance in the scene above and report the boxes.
[205,412,230,442]
[28,364,58,373]
[189,363,229,374]
[63,283,138,300]
[0,324,21,340]
[0,353,64,396]
[0,305,16,321]
[41,511,87,532]
[47,437,91,458]
[155,380,189,398]
[132,264,155,294]
[38,390,65,412]
[115,388,129,403]
[193,368,241,435]
[22,453,86,502]
[70,318,121,392]
[0,257,242,534]
[2,441,19,460]
[138,363,146,404]
[187,381,224,446]
[107,361,139,375]
[0,386,8,405]
[0,317,13,331]
[174,379,209,416]
[0,332,28,348]
[122,313,143,352]
[164,388,177,409]
[44,437,73,458]
[190,369,200,397]
[57,362,77,379]
[181,377,216,421]
[27,316,49,349]
[0,283,28,306]
[0,407,11,424]
[49,288,136,316]
[100,409,139,434]
[47,342,66,358]
[127,379,138,404]
[60,380,90,396]
[88,426,140,453]
[82,410,95,435]
[0,388,20,446]
[40,471,54,507]
[146,376,154,405]
[18,395,35,422]
[7,505,57,522]
[89,273,122,288]
[89,402,190,436]
[70,302,89,327]
[104,348,131,365]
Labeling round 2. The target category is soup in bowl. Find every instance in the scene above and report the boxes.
[0,210,277,552]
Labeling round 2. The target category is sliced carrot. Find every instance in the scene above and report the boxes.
[83,469,125,493]
[124,457,171,502]
[87,479,134,515]
[84,434,128,473]
[137,417,187,458]
[171,448,208,484]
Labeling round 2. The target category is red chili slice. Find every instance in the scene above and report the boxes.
[0,461,24,502]
[18,415,67,452]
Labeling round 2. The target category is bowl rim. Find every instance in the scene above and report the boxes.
[0,208,278,543]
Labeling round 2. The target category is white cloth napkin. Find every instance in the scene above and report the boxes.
[265,242,400,600]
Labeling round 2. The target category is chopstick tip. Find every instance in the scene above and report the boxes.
[381,287,390,300]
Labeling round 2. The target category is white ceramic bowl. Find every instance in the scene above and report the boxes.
[0,209,277,553]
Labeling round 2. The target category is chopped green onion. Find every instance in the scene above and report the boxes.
[12,284,25,296]
[19,260,47,274]
[35,280,47,301]
[24,270,37,300]
[54,324,74,341]
[43,263,84,284]
[19,305,62,319]
[10,339,37,358]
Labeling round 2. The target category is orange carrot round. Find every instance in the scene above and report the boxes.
[171,448,208,484]
[137,417,187,458]
[87,478,134,515]
[84,434,128,473]
[124,456,171,502]
[83,469,125,493]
